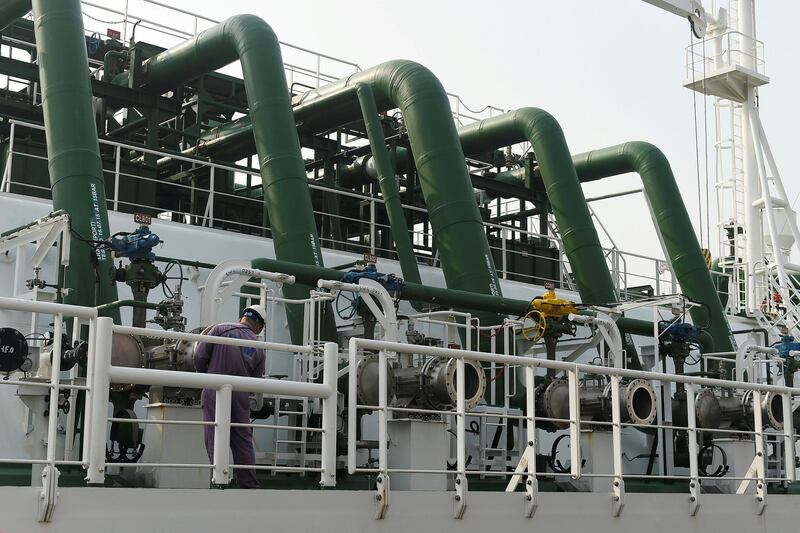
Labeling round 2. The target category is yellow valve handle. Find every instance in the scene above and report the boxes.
[521,310,547,343]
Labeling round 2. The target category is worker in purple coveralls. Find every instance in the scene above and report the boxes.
[194,305,267,488]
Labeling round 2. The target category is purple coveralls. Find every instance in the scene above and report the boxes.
[194,322,265,488]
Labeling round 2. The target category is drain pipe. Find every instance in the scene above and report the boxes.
[458,108,642,369]
[572,142,734,352]
[138,15,332,343]
[293,60,504,327]
[30,0,120,319]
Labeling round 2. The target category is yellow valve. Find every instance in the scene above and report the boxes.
[531,288,577,318]
[521,310,546,343]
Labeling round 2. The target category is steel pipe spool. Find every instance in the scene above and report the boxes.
[538,378,657,430]
[673,388,797,431]
[355,355,486,411]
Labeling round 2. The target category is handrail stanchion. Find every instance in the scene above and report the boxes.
[524,361,537,517]
[782,392,796,482]
[347,337,358,474]
[86,317,113,485]
[567,366,581,479]
[375,348,390,518]
[686,383,700,516]
[320,342,338,487]
[610,375,624,517]
[212,384,233,486]
[752,389,767,515]
[454,354,467,519]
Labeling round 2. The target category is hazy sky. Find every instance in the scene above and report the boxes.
[90,0,799,263]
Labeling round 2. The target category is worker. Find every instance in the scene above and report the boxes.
[194,305,267,489]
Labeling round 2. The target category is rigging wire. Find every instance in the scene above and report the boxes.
[689,29,704,248]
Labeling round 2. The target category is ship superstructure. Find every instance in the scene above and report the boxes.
[0,1,798,531]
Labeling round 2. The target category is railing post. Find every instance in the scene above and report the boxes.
[208,166,215,228]
[610,375,624,517]
[375,349,390,519]
[320,342,338,487]
[524,362,537,517]
[686,383,701,516]
[86,317,113,485]
[113,145,121,211]
[370,196,376,255]
[782,392,796,482]
[347,338,358,474]
[501,228,507,280]
[752,389,767,515]
[454,355,467,519]
[567,367,581,479]
[212,384,232,485]
[2,121,15,193]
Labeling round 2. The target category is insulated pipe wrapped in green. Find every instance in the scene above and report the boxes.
[31,0,120,320]
[354,83,422,288]
[138,15,332,343]
[572,142,734,352]
[457,108,641,368]
[293,60,504,326]
[250,257,713,351]
[0,0,30,30]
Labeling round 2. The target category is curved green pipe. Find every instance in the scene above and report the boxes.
[0,0,30,30]
[293,60,504,325]
[31,0,119,320]
[354,83,421,287]
[572,142,734,351]
[139,15,331,342]
[457,108,641,368]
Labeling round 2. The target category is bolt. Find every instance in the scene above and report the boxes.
[614,481,619,487]
[526,495,532,501]
[455,478,461,485]
[377,476,382,483]
[613,496,619,501]
[375,494,382,501]
[526,479,532,485]
[455,495,461,502]
[690,482,696,488]
[757,452,763,457]
[528,440,534,446]
[757,496,763,502]
[690,496,696,502]
[757,483,763,489]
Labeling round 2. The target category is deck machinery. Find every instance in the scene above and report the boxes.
[0,0,798,531]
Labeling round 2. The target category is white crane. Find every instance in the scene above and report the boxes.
[644,0,800,338]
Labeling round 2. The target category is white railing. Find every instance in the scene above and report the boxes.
[1,118,674,299]
[0,297,98,521]
[348,336,798,518]
[685,30,766,81]
[85,318,338,486]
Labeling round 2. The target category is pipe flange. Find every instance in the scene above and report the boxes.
[624,379,657,426]
[763,392,784,431]
[694,387,722,429]
[355,354,396,406]
[541,379,570,428]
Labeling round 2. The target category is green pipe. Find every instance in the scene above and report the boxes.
[0,0,30,31]
[293,60,504,327]
[31,0,120,320]
[572,142,734,352]
[457,109,641,368]
[250,257,710,350]
[354,83,421,287]
[138,15,331,343]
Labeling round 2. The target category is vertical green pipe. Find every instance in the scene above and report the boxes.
[31,0,120,320]
[572,142,734,351]
[139,15,331,342]
[294,61,504,327]
[354,83,422,286]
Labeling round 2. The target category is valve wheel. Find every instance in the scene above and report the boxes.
[521,310,546,342]
[335,291,360,320]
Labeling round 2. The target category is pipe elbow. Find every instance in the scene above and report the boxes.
[511,107,564,145]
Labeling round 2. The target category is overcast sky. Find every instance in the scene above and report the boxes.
[90,0,798,263]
